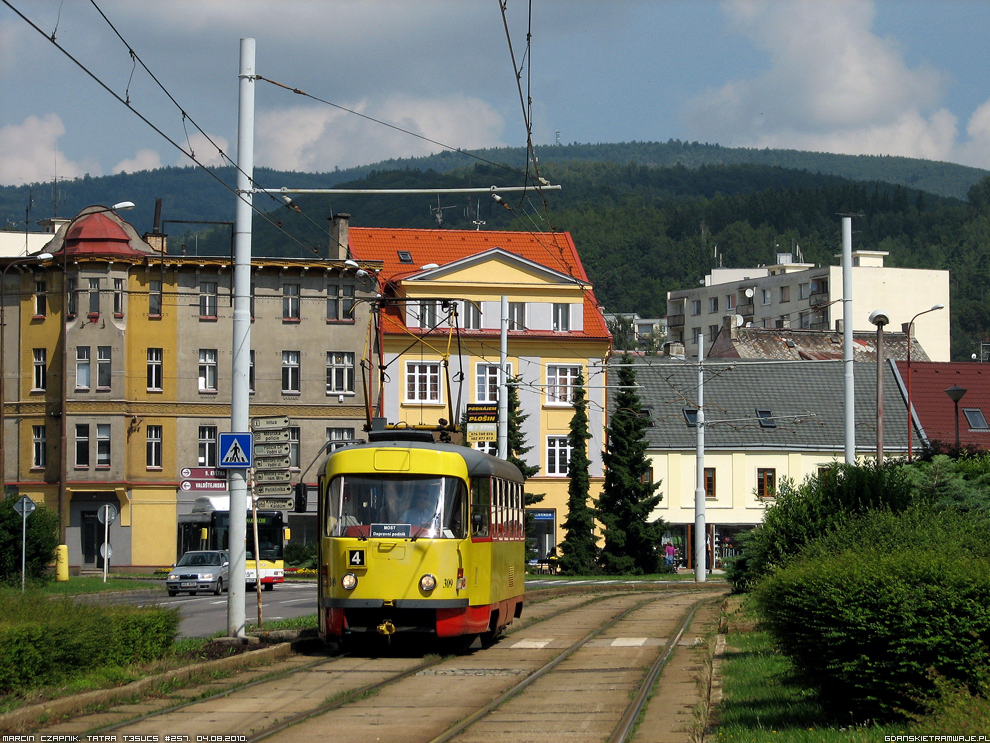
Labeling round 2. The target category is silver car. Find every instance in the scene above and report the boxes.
[166,550,229,596]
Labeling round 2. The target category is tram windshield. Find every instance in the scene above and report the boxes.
[326,475,466,539]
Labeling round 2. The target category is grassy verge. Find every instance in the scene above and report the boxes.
[525,571,724,582]
[710,598,905,743]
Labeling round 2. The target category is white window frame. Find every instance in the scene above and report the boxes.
[326,351,355,394]
[761,288,772,306]
[462,301,481,330]
[97,346,111,389]
[282,351,301,393]
[76,346,91,391]
[552,303,571,332]
[96,423,111,467]
[476,362,510,403]
[418,300,439,329]
[147,348,163,391]
[690,299,701,316]
[327,281,355,321]
[708,297,719,314]
[799,282,810,300]
[199,281,218,318]
[198,349,218,392]
[146,425,162,469]
[149,279,162,316]
[88,278,101,315]
[326,427,355,450]
[75,423,90,467]
[32,425,46,468]
[32,348,46,391]
[406,361,442,403]
[198,425,217,467]
[288,426,300,469]
[508,302,526,330]
[113,278,124,315]
[546,436,571,476]
[34,280,46,317]
[283,283,300,320]
[547,365,580,405]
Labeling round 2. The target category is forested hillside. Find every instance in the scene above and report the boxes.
[2,142,989,360]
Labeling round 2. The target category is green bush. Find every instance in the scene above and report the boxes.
[753,508,990,720]
[0,493,60,586]
[0,593,179,692]
[284,541,318,569]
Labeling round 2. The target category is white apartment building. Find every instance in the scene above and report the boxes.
[667,251,950,362]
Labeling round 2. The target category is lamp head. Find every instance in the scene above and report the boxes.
[945,385,967,403]
[869,309,889,327]
[111,201,135,211]
[343,259,360,270]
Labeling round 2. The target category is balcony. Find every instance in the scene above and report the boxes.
[667,314,685,328]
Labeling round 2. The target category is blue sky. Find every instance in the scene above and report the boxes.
[2,1,990,188]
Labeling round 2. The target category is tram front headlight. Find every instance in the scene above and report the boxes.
[341,573,358,591]
[419,573,437,592]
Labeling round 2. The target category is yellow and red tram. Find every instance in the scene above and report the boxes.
[317,431,525,645]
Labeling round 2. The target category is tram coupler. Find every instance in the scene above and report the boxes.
[377,620,396,636]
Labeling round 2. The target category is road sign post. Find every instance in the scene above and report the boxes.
[13,496,36,592]
[98,504,117,583]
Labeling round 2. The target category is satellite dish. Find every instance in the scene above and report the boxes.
[744,288,755,298]
[745,322,753,327]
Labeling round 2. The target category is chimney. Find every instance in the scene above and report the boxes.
[330,213,350,261]
[723,314,738,340]
[142,232,167,253]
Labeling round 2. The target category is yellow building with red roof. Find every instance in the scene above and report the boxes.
[341,215,612,555]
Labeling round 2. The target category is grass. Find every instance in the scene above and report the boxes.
[5,575,164,595]
[525,571,724,582]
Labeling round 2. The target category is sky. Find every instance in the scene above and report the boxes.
[2,0,990,189]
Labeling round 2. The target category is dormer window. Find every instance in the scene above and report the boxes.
[964,408,989,430]
[398,251,413,263]
[683,409,698,427]
[756,409,776,428]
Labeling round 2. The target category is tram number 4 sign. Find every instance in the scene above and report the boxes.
[348,549,366,567]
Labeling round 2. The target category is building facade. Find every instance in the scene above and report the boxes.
[0,206,380,571]
[667,251,950,362]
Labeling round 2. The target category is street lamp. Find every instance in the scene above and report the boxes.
[945,385,967,450]
[0,252,54,498]
[906,304,945,461]
[869,310,890,463]
[57,203,134,549]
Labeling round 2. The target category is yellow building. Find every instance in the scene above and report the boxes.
[345,218,613,555]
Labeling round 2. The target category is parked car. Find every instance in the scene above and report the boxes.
[166,550,229,596]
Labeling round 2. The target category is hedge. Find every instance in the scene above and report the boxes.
[0,593,179,692]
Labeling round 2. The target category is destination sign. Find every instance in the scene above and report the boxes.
[254,456,291,470]
[254,496,294,509]
[180,467,225,480]
[254,442,290,457]
[180,479,227,492]
[254,429,290,443]
[254,469,292,483]
[252,416,289,430]
[370,523,412,538]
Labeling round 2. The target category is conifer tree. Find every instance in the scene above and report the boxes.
[558,374,598,574]
[597,356,665,574]
[506,377,545,560]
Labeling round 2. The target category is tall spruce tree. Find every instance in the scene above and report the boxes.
[506,378,545,560]
[596,356,665,574]
[558,374,598,575]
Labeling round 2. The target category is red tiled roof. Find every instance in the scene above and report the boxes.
[57,212,147,258]
[894,361,990,450]
[348,227,609,340]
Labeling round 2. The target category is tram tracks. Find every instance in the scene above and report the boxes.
[44,586,725,743]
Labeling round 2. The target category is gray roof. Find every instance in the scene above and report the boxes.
[707,327,929,363]
[611,358,910,453]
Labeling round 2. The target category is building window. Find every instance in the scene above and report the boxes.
[690,299,702,316]
[146,425,162,469]
[475,440,498,456]
[282,283,300,320]
[113,278,124,315]
[88,278,101,315]
[476,363,506,403]
[463,301,481,330]
[726,294,736,310]
[249,350,256,393]
[198,426,217,467]
[326,352,355,394]
[553,303,570,332]
[964,408,989,430]
[705,467,716,498]
[96,424,111,467]
[149,280,162,316]
[683,408,698,427]
[757,468,776,498]
[288,426,300,468]
[418,300,439,329]
[780,285,791,303]
[547,436,571,476]
[761,288,772,306]
[282,351,301,393]
[708,297,719,314]
[811,278,828,295]
[547,365,581,405]
[199,281,218,318]
[709,324,719,340]
[406,362,441,403]
[97,346,111,389]
[67,277,78,316]
[32,348,46,390]
[76,347,91,390]
[34,280,46,317]
[799,282,810,300]
[691,327,701,344]
[800,311,811,329]
[32,425,46,468]
[508,302,526,330]
[326,427,355,450]
[75,424,90,467]
[198,349,218,392]
[147,348,163,391]
[756,409,777,428]
[327,281,355,321]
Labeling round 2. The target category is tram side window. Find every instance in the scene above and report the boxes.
[442,479,466,539]
[471,477,490,537]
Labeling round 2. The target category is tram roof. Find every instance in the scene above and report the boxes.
[332,439,524,482]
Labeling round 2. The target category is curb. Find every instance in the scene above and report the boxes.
[0,641,295,733]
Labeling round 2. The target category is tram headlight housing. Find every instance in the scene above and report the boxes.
[419,573,437,592]
[341,573,358,591]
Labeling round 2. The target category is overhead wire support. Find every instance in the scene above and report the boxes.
[250,185,560,196]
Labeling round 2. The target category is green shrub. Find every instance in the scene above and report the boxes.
[284,541,318,568]
[0,493,60,586]
[753,509,990,720]
[0,593,179,692]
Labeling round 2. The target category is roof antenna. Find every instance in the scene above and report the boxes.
[430,195,455,228]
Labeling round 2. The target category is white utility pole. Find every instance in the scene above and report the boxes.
[228,37,255,638]
[842,216,855,463]
[694,333,706,582]
[498,296,509,459]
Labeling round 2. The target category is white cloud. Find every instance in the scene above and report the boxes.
[175,131,230,168]
[683,0,958,161]
[0,114,99,185]
[954,100,990,171]
[255,95,506,172]
[113,149,163,175]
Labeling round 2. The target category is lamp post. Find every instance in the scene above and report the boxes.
[57,203,134,549]
[945,385,967,450]
[0,252,54,498]
[906,304,945,461]
[869,310,889,463]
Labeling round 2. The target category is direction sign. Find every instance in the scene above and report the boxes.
[254,441,290,457]
[252,416,289,430]
[254,455,291,470]
[254,483,293,497]
[180,479,228,492]
[218,432,253,468]
[254,469,292,483]
[255,496,294,509]
[13,496,36,517]
[254,429,290,443]
[179,467,225,480]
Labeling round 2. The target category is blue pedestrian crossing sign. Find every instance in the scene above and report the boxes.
[218,432,253,468]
